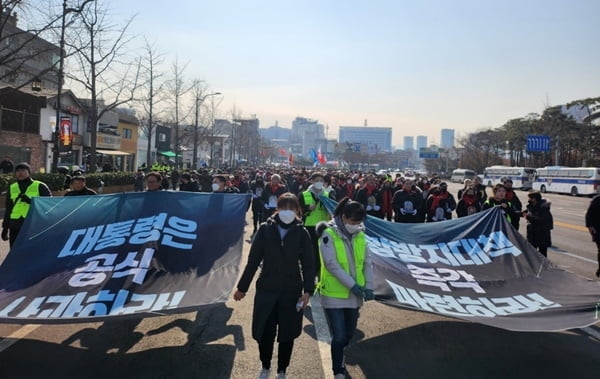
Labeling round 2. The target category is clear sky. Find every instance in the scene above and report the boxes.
[109,0,600,146]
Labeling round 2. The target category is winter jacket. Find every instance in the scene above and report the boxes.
[524,199,553,248]
[237,216,315,342]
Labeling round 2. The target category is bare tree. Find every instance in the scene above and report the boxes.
[65,0,140,172]
[166,57,190,168]
[137,37,167,168]
[0,0,60,90]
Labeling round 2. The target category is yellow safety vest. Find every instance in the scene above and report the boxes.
[318,228,366,298]
[302,190,330,226]
[485,199,512,223]
[9,181,41,219]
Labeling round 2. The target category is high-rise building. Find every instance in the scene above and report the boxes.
[338,126,392,153]
[416,135,428,150]
[441,129,455,149]
[403,136,414,150]
[290,117,325,157]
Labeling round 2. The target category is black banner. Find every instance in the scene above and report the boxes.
[322,197,600,331]
[0,192,250,323]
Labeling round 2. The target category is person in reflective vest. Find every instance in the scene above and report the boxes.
[299,172,335,279]
[316,198,373,379]
[482,183,518,227]
[2,162,52,247]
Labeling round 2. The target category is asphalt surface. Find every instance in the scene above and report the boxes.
[1,190,600,378]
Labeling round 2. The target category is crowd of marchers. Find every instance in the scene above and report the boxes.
[2,159,600,379]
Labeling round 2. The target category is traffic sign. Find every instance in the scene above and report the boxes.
[526,135,551,152]
[419,147,439,159]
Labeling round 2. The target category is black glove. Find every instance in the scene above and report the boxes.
[350,284,364,298]
[363,289,375,301]
[1,228,8,241]
[19,194,31,204]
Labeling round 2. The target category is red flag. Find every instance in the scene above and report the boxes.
[279,148,287,156]
[317,146,326,164]
[289,153,294,165]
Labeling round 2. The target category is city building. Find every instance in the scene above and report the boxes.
[233,116,260,164]
[416,135,428,150]
[403,136,414,150]
[441,128,455,149]
[338,126,392,153]
[260,122,291,141]
[291,117,325,158]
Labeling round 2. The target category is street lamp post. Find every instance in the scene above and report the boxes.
[192,91,221,170]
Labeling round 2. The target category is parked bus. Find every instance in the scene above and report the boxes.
[532,166,600,196]
[450,168,477,183]
[483,166,536,189]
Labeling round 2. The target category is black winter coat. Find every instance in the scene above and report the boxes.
[525,200,553,248]
[237,216,315,342]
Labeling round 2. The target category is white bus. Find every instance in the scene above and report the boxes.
[450,169,477,183]
[532,166,600,196]
[483,166,536,189]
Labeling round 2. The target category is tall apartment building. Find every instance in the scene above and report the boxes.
[441,128,455,149]
[416,135,428,150]
[339,126,392,153]
[403,136,414,150]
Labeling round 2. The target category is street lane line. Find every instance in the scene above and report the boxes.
[550,247,597,264]
[0,324,40,352]
[310,294,334,378]
[554,221,588,233]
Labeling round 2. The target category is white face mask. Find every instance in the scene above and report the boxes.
[278,210,296,224]
[211,183,220,192]
[313,181,324,190]
[345,223,363,234]
[347,179,352,184]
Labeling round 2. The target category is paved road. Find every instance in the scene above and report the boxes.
[0,192,599,379]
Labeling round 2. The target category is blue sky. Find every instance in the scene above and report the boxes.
[110,0,600,146]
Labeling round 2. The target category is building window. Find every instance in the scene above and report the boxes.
[123,128,132,139]
[159,133,166,142]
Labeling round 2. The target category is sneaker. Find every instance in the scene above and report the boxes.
[276,372,286,379]
[258,368,270,379]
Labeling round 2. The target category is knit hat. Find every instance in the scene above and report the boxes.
[14,162,31,173]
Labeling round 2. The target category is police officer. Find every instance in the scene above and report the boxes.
[2,163,52,246]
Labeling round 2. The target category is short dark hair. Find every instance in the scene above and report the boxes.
[334,197,366,221]
[213,175,227,184]
[528,190,542,201]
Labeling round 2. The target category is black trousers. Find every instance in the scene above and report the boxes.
[258,306,294,373]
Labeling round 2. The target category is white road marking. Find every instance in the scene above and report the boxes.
[310,294,334,379]
[550,247,597,264]
[0,324,40,352]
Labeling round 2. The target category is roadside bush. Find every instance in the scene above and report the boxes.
[0,172,135,193]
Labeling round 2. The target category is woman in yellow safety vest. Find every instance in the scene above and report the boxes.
[316,198,373,379]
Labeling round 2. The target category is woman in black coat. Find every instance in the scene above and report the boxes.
[522,191,553,257]
[234,192,315,379]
